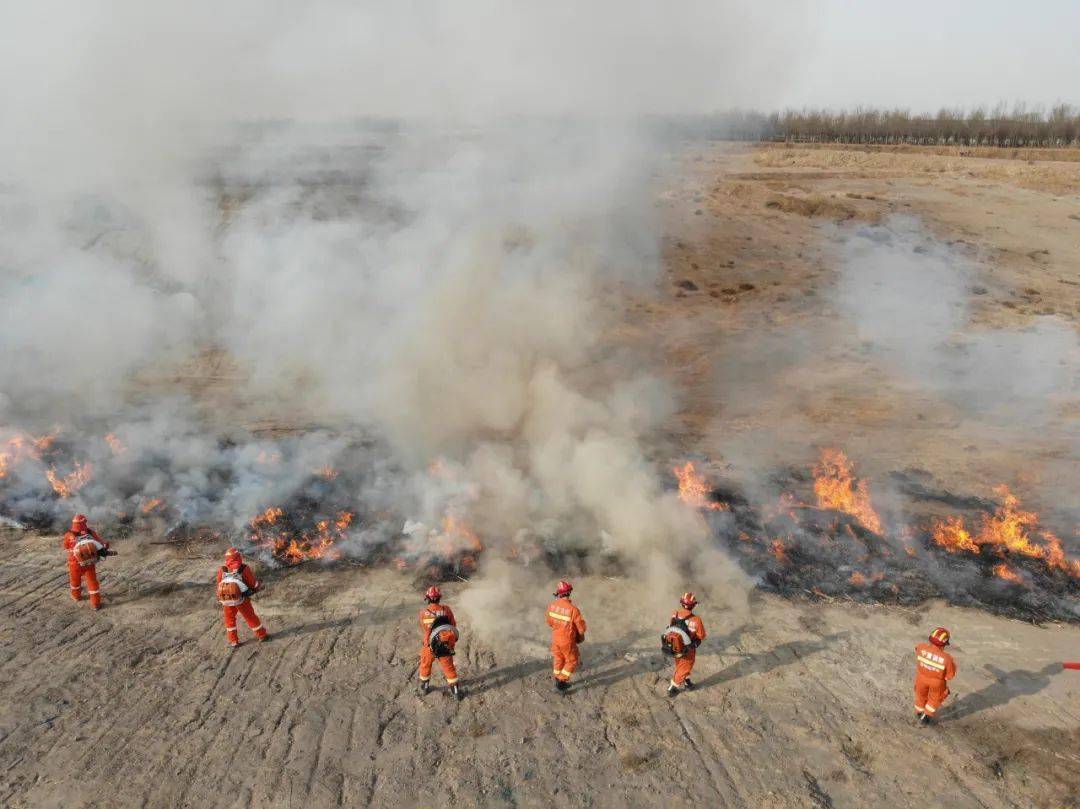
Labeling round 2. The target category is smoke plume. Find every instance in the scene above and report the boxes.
[0,1,807,615]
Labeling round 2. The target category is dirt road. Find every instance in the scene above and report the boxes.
[2,533,1078,808]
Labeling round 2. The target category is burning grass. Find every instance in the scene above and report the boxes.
[673,461,729,511]
[248,506,353,564]
[672,450,1080,622]
[812,449,882,535]
[3,424,1077,622]
[931,486,1080,579]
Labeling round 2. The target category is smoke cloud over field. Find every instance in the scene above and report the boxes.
[835,217,1080,422]
[0,1,802,610]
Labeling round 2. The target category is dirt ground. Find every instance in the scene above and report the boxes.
[2,142,1079,808]
[643,142,1080,510]
[2,536,1078,809]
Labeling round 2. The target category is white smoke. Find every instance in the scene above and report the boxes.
[0,1,810,600]
[835,216,1080,420]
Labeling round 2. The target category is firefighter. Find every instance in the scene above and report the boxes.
[664,592,706,697]
[216,547,268,648]
[63,514,110,609]
[546,580,586,691]
[914,627,956,724]
[417,585,462,699]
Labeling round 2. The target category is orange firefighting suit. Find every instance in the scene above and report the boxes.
[216,564,267,646]
[63,528,108,609]
[547,598,586,682]
[914,642,956,717]
[418,603,458,685]
[670,608,707,688]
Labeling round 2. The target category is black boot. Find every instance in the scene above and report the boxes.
[555,679,569,692]
[667,685,679,697]
[451,684,464,701]
[920,713,932,725]
[683,679,695,691]
[418,679,430,696]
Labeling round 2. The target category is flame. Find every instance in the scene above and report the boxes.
[980,486,1043,558]
[769,539,789,564]
[0,431,54,478]
[45,461,93,498]
[396,512,485,572]
[931,486,1080,580]
[140,498,164,514]
[848,571,866,586]
[316,465,339,480]
[104,434,126,455]
[992,563,1022,583]
[1042,531,1080,578]
[930,516,980,554]
[764,491,806,523]
[437,514,484,557]
[673,462,729,511]
[252,506,284,527]
[247,507,352,564]
[812,449,883,534]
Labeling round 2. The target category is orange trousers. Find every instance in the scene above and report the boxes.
[914,677,949,716]
[671,648,697,687]
[223,600,266,646]
[551,641,580,682]
[419,647,458,684]
[68,562,101,609]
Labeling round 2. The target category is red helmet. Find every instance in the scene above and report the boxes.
[929,627,951,647]
[224,547,243,571]
[72,514,87,529]
[680,591,698,609]
[424,585,442,603]
[554,580,573,597]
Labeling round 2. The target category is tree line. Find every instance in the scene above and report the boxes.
[660,104,1080,148]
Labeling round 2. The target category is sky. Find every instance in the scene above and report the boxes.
[0,0,1075,142]
[778,0,1080,112]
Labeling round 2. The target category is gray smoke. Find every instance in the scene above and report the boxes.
[0,0,803,611]
[836,216,1080,422]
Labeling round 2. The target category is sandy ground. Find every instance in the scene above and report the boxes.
[2,535,1078,809]
[3,142,1080,808]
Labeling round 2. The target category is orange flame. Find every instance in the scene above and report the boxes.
[812,449,883,534]
[931,486,1080,580]
[673,462,729,511]
[104,434,126,455]
[140,498,164,514]
[0,431,54,478]
[849,571,866,586]
[46,461,93,498]
[438,514,484,556]
[397,512,485,571]
[992,563,1022,583]
[248,507,352,564]
[316,465,339,480]
[769,539,789,563]
[930,516,980,554]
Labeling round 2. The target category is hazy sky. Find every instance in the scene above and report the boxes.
[779,0,1080,111]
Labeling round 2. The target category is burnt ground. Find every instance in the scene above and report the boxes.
[1,535,1078,809]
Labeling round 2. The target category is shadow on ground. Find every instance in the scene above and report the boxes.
[950,662,1061,720]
